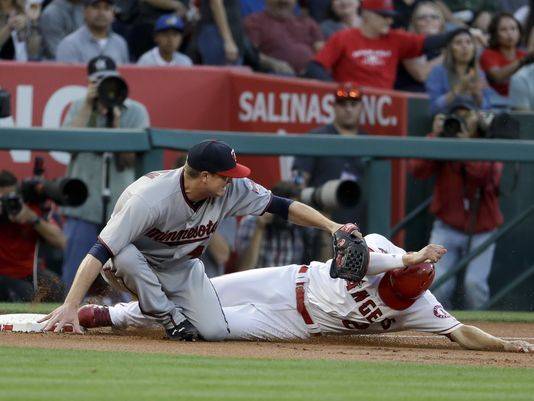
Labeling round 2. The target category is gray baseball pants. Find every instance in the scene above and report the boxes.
[101,244,229,340]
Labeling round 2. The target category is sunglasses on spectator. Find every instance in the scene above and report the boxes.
[335,88,362,103]
[415,14,441,21]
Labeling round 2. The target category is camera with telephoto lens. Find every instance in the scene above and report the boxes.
[0,192,23,219]
[95,74,129,109]
[0,158,89,222]
[441,112,519,140]
[0,178,89,222]
[299,179,361,211]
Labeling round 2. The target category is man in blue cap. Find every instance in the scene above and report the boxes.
[137,14,192,67]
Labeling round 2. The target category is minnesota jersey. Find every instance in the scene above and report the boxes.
[99,168,271,267]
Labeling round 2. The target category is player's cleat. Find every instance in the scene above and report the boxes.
[166,319,202,341]
[78,304,112,328]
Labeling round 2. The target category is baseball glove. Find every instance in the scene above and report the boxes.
[330,223,369,282]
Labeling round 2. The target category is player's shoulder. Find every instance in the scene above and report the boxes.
[227,177,267,197]
[128,169,181,203]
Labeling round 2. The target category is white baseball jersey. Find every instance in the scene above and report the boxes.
[108,234,462,340]
[99,168,271,268]
[305,234,461,336]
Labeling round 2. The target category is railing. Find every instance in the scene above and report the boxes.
[3,126,534,309]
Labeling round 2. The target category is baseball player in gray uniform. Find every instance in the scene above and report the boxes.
[40,140,355,341]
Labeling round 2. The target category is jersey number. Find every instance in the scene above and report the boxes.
[341,318,395,331]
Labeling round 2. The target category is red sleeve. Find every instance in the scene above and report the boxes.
[409,158,439,179]
[463,161,503,186]
[314,30,344,69]
[244,13,262,47]
[394,30,425,60]
[479,49,500,73]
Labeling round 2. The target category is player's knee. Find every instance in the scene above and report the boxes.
[198,320,229,341]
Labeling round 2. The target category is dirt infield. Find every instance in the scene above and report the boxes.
[1,321,533,368]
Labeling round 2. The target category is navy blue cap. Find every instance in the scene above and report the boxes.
[187,140,251,178]
[154,14,185,33]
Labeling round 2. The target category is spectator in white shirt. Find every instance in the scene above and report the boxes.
[137,14,192,66]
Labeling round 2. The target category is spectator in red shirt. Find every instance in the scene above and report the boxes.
[409,99,503,310]
[480,12,533,96]
[0,170,66,302]
[244,0,324,75]
[306,0,486,88]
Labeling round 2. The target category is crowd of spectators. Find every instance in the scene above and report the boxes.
[0,0,532,109]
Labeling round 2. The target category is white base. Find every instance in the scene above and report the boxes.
[0,313,48,333]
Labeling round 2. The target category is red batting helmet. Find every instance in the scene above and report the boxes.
[378,262,435,310]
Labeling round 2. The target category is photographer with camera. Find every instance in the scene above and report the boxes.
[292,83,367,232]
[0,170,66,302]
[409,98,504,310]
[60,55,149,289]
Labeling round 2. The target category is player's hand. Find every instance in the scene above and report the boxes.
[403,244,446,266]
[330,223,362,239]
[38,303,84,334]
[503,340,534,353]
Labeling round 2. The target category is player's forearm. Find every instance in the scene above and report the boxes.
[367,253,406,275]
[288,201,340,234]
[63,255,103,307]
[449,325,505,351]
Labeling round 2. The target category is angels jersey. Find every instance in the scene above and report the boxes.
[107,234,462,340]
[306,234,461,335]
[99,168,271,268]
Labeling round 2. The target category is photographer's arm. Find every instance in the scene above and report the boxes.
[11,206,66,249]
[64,83,97,128]
[462,161,502,186]
[33,218,66,249]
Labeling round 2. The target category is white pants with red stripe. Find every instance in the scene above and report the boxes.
[108,265,310,340]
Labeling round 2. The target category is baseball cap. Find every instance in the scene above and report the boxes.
[187,140,251,178]
[335,83,362,102]
[447,96,478,114]
[87,55,118,80]
[378,262,435,310]
[154,14,185,33]
[361,0,397,17]
[84,0,114,6]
